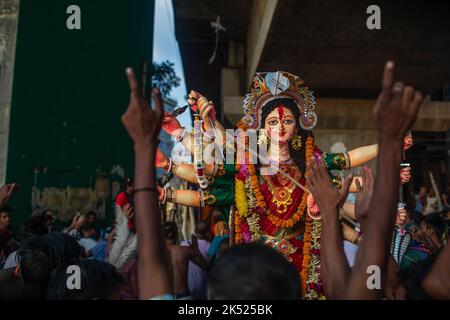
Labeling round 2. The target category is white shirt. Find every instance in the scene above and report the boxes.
[180,239,210,299]
[79,238,98,254]
[3,251,18,269]
[343,240,359,267]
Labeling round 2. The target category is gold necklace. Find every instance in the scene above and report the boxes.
[263,165,301,215]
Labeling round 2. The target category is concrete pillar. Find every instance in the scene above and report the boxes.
[220,41,245,124]
[0,0,20,185]
[246,0,279,86]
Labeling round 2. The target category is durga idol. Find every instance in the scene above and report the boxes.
[156,71,411,299]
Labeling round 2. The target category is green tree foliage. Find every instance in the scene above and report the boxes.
[152,60,181,97]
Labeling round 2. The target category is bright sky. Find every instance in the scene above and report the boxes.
[153,0,191,130]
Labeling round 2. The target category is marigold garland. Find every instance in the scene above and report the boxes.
[301,135,315,294]
[233,128,321,298]
[305,219,323,299]
[235,179,248,217]
[234,213,243,243]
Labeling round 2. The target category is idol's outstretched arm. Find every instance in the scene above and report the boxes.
[347,133,412,169]
[155,148,215,184]
[159,188,219,208]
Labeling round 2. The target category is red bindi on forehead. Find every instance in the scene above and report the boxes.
[277,105,285,119]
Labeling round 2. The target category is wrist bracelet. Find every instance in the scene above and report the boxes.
[166,188,175,203]
[176,128,187,142]
[202,127,215,142]
[165,158,173,173]
[161,187,167,204]
[133,187,157,195]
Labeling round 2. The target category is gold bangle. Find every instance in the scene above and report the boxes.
[167,188,176,203]
[172,163,178,176]
[344,152,351,170]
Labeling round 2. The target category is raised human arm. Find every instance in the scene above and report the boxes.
[422,244,450,299]
[0,183,18,208]
[186,235,209,270]
[347,134,412,169]
[345,61,423,299]
[122,68,170,299]
[307,158,353,299]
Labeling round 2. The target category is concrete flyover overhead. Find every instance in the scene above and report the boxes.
[173,0,450,131]
[173,0,450,188]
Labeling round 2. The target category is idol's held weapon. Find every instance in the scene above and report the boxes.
[168,105,188,118]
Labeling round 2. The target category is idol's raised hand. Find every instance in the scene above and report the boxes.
[188,90,217,133]
[374,62,423,143]
[155,148,168,169]
[122,68,164,148]
[161,112,182,136]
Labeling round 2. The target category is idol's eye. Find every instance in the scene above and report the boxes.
[283,118,295,125]
[267,119,279,126]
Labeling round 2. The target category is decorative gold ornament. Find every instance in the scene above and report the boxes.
[215,163,226,176]
[264,165,301,215]
[257,129,268,145]
[290,134,302,150]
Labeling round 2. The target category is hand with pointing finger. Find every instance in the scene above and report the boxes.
[374,61,423,143]
[122,68,164,148]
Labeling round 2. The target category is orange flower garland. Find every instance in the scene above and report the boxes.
[301,135,315,292]
[234,214,243,243]
[301,216,312,293]
[248,163,265,208]
[233,127,319,296]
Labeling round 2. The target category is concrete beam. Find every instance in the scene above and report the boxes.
[0,0,20,185]
[222,95,450,132]
[246,0,279,86]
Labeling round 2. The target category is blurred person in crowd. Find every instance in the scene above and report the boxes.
[79,223,98,258]
[164,221,208,299]
[115,177,135,232]
[0,206,12,242]
[86,211,97,225]
[441,183,450,209]
[120,257,138,300]
[0,207,13,268]
[207,221,230,265]
[418,214,446,253]
[423,189,439,216]
[208,243,301,299]
[180,221,210,300]
[63,212,87,241]
[46,259,122,300]
[2,218,49,270]
[415,186,428,215]
[209,209,223,240]
[17,233,83,298]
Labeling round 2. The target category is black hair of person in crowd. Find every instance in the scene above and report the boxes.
[18,219,49,242]
[46,259,123,300]
[17,233,83,298]
[208,243,301,300]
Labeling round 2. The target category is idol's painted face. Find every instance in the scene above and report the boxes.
[264,106,296,146]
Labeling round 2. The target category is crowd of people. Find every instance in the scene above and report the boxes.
[0,62,449,300]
